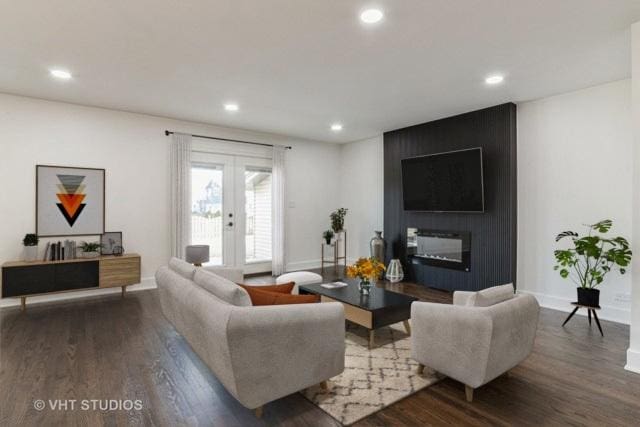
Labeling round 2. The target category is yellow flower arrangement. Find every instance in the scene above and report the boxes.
[346,257,386,282]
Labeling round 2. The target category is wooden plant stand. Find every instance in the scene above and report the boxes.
[561,302,603,336]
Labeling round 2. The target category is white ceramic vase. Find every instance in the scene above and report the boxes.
[24,245,38,262]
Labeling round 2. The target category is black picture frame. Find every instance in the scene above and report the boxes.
[101,231,123,255]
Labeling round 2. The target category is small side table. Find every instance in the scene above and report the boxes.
[561,303,603,336]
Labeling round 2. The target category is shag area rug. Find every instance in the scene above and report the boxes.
[301,322,441,425]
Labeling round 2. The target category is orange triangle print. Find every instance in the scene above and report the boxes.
[56,193,86,218]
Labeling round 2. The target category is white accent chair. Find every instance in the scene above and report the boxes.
[411,284,539,402]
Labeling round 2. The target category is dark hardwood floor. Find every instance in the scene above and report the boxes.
[2,267,640,426]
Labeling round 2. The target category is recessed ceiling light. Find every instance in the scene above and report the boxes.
[224,103,239,112]
[331,123,343,131]
[50,69,72,80]
[485,75,504,85]
[360,9,384,24]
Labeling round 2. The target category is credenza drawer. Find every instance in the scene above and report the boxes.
[99,257,140,288]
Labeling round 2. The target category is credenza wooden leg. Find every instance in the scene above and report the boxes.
[121,286,126,298]
[417,363,425,375]
[320,380,328,390]
[21,297,26,312]
[369,329,375,348]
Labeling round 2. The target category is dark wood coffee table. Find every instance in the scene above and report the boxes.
[300,281,418,348]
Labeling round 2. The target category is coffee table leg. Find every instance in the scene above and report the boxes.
[403,320,411,335]
[369,330,375,348]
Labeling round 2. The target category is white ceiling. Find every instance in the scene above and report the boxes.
[1,0,639,143]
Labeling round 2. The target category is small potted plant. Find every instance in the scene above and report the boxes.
[554,219,632,307]
[80,241,103,258]
[330,208,348,233]
[22,233,39,262]
[346,257,386,295]
[322,230,334,245]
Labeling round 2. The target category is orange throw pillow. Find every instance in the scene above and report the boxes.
[239,282,294,294]
[239,285,319,306]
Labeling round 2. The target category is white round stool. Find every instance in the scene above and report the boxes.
[276,271,323,294]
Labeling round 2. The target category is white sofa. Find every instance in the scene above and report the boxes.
[411,284,539,402]
[155,258,345,416]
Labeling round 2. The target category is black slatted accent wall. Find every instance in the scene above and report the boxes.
[383,103,517,291]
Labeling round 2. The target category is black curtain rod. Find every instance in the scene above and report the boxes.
[164,130,292,149]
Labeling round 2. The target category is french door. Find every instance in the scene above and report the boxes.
[191,152,273,274]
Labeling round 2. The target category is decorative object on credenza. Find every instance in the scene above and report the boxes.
[329,208,348,233]
[386,259,405,283]
[112,245,124,256]
[369,231,386,264]
[80,241,103,258]
[101,231,123,255]
[322,230,334,245]
[346,257,385,295]
[186,245,209,266]
[36,165,105,237]
[554,219,631,309]
[22,234,39,262]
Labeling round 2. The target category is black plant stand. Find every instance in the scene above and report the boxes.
[561,302,603,336]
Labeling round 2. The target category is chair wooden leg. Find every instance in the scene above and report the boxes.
[320,381,328,390]
[253,406,263,418]
[403,319,411,335]
[465,385,474,402]
[416,363,425,375]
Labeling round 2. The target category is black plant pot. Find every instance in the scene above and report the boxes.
[577,288,600,307]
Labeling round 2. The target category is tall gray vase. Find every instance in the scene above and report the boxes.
[370,231,386,263]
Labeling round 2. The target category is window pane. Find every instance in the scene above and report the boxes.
[191,166,223,265]
[245,167,272,263]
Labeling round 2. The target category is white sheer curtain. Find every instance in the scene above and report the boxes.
[170,132,192,259]
[272,146,286,275]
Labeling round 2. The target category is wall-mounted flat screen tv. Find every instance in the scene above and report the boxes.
[401,147,484,212]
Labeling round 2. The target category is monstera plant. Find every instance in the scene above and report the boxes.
[554,219,631,307]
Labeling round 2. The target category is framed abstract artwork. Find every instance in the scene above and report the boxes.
[36,165,105,237]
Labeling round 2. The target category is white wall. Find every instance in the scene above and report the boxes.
[338,136,384,262]
[0,93,341,306]
[517,79,633,324]
[628,21,640,374]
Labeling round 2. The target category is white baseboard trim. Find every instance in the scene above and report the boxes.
[625,348,640,374]
[517,290,630,325]
[285,259,322,271]
[0,277,157,309]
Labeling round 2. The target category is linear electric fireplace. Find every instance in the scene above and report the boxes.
[407,228,471,272]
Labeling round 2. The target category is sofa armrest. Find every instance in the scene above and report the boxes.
[452,291,475,306]
[411,301,492,388]
[226,302,345,408]
[202,266,244,284]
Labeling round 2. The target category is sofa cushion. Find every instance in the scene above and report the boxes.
[194,269,252,307]
[468,283,515,307]
[240,282,295,294]
[240,285,319,305]
[169,257,197,280]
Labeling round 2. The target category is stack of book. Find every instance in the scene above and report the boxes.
[43,240,78,261]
